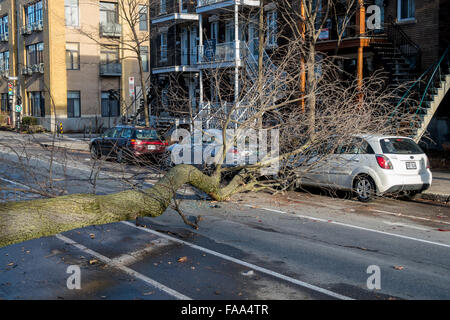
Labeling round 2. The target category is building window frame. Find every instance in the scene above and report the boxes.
[141,46,149,72]
[160,32,168,62]
[29,91,45,118]
[266,10,278,48]
[160,0,167,15]
[67,91,81,118]
[397,0,415,22]
[0,15,8,37]
[26,42,44,66]
[139,5,148,31]
[101,91,120,117]
[65,0,80,27]
[66,42,80,70]
[25,1,43,27]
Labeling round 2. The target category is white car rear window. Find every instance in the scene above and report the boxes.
[379,138,423,155]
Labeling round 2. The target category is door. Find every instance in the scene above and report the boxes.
[190,26,198,65]
[328,138,373,190]
[181,28,188,65]
[99,128,116,156]
[248,18,259,58]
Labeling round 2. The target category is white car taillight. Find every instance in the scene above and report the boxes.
[376,154,393,170]
[426,156,431,169]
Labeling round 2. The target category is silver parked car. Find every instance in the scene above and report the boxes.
[294,135,432,202]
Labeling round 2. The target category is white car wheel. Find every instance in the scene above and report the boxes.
[354,175,375,202]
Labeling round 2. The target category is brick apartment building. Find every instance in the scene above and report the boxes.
[149,0,448,145]
[0,0,151,132]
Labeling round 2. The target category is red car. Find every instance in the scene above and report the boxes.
[90,125,168,162]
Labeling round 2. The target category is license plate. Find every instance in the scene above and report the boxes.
[147,145,156,150]
[406,161,417,170]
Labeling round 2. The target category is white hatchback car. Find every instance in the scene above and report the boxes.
[294,135,432,202]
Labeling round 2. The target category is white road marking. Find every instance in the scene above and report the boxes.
[110,238,171,265]
[121,221,353,300]
[0,177,30,189]
[246,205,450,249]
[369,209,450,225]
[381,221,429,231]
[55,234,191,300]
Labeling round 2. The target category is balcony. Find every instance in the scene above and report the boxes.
[196,0,260,13]
[100,22,122,37]
[100,63,122,76]
[152,0,198,25]
[21,20,43,36]
[197,41,244,68]
[152,48,199,74]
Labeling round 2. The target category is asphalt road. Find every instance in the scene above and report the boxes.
[0,134,449,300]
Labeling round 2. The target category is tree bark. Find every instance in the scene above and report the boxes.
[0,165,250,248]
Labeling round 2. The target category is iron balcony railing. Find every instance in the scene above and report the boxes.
[385,15,422,72]
[198,41,245,64]
[197,0,226,7]
[100,22,122,37]
[389,46,449,136]
[100,63,122,76]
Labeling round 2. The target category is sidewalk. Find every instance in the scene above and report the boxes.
[35,133,91,152]
[417,170,450,203]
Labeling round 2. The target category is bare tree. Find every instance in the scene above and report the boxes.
[0,1,421,248]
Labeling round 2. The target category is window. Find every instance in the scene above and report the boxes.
[160,32,168,62]
[139,5,148,31]
[141,46,149,72]
[267,10,277,48]
[25,1,43,27]
[1,93,9,113]
[101,91,120,117]
[0,51,8,71]
[0,16,8,37]
[65,0,79,26]
[66,43,80,70]
[100,46,119,65]
[2,51,9,71]
[398,0,415,21]
[160,0,167,14]
[121,128,132,139]
[379,138,423,155]
[67,91,81,118]
[26,42,44,66]
[100,2,118,24]
[210,21,218,41]
[29,92,45,117]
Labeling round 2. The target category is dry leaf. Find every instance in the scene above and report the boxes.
[177,256,188,263]
[89,233,95,239]
[89,259,98,265]
[393,266,404,270]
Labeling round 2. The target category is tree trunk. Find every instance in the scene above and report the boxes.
[0,165,250,248]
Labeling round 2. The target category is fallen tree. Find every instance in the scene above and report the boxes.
[0,164,259,247]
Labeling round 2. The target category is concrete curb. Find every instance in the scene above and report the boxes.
[416,192,450,204]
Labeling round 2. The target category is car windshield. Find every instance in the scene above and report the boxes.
[135,129,159,140]
[379,138,424,155]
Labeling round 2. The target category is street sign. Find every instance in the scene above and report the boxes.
[15,105,22,113]
[129,77,135,97]
[8,76,18,81]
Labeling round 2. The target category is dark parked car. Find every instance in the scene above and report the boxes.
[89,125,168,162]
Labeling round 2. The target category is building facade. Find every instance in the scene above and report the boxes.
[0,0,151,132]
[149,0,448,145]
